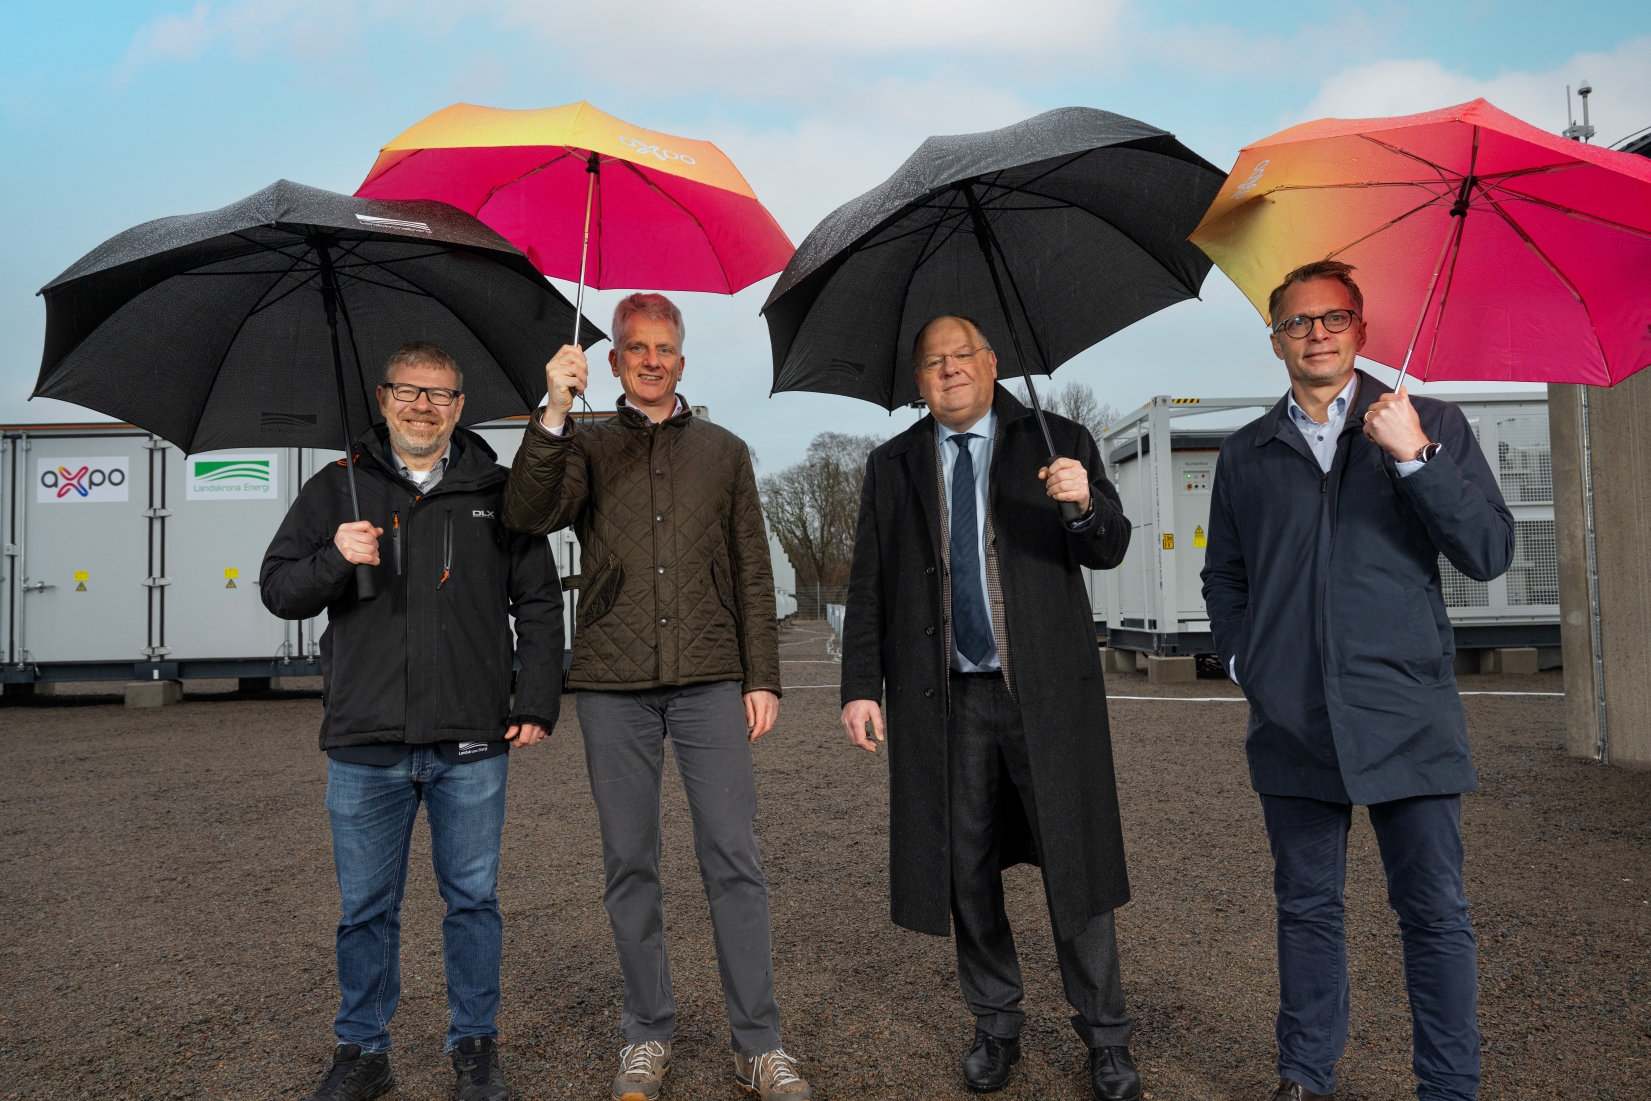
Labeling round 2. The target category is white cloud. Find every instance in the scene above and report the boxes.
[1302,36,1651,149]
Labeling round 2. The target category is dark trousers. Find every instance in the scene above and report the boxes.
[1262,793,1480,1101]
[576,681,782,1057]
[948,672,1134,1049]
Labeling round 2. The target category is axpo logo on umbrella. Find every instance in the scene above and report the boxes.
[616,134,696,165]
[36,456,129,503]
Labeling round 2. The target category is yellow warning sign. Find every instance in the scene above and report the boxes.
[74,570,89,592]
[1193,526,1207,548]
[1162,533,1175,550]
[224,567,239,590]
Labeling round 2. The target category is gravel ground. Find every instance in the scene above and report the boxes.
[2,622,1647,1100]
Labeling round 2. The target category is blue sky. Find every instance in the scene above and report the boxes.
[4,1,1648,466]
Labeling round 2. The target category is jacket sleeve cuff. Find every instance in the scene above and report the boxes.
[508,713,556,731]
[526,406,577,442]
[743,683,784,700]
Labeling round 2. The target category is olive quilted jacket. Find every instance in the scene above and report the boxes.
[502,398,781,695]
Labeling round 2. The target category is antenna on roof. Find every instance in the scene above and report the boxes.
[1562,81,1596,143]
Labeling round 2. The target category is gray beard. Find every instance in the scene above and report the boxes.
[387,423,449,460]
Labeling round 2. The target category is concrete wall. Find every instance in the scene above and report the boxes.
[1550,377,1651,768]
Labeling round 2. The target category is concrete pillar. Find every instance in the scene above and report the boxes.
[1146,655,1197,684]
[1101,648,1138,674]
[125,680,182,708]
[1551,379,1651,768]
[1480,648,1539,675]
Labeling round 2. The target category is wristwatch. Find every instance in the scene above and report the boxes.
[1414,442,1442,463]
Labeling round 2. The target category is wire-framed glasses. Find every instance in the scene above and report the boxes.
[1273,310,1360,339]
[918,348,986,373]
[382,383,461,406]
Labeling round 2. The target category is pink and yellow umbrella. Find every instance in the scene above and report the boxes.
[1191,99,1651,387]
[357,101,794,343]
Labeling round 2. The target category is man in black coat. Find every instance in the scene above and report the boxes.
[261,342,564,1101]
[1201,262,1514,1101]
[840,316,1138,1100]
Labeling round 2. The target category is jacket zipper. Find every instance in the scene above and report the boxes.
[438,508,452,589]
[392,510,403,575]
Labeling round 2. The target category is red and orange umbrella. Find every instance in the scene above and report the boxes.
[1191,99,1651,388]
[357,101,794,342]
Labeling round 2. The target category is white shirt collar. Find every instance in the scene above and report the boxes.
[625,394,687,424]
[1288,373,1359,427]
[936,406,996,444]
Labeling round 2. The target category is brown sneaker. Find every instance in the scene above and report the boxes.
[611,1040,670,1101]
[734,1048,812,1100]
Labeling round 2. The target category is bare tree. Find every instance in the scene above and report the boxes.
[759,432,884,590]
[1009,379,1120,442]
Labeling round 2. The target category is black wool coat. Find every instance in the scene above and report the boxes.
[1200,371,1515,805]
[841,386,1133,940]
[261,425,565,750]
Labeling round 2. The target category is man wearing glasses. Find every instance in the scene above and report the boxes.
[1201,261,1514,1101]
[840,315,1139,1100]
[262,341,565,1101]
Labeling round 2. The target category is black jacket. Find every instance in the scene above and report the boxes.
[1201,371,1515,805]
[842,386,1133,940]
[261,425,564,751]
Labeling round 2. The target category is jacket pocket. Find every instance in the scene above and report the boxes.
[580,553,622,627]
[710,556,737,617]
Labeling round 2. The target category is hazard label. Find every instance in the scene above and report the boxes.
[1193,526,1207,548]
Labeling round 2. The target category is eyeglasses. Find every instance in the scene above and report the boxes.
[1273,310,1360,340]
[381,383,461,406]
[918,348,987,373]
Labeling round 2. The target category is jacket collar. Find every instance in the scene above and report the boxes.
[614,392,693,430]
[1255,368,1386,450]
[354,423,502,491]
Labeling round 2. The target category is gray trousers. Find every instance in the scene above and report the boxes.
[576,680,782,1057]
[949,671,1135,1049]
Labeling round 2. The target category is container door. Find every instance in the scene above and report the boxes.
[1173,451,1218,627]
[18,435,153,662]
[164,446,295,660]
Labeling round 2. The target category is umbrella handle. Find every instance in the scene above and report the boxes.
[355,562,377,601]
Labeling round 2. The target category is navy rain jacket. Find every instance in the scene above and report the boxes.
[1201,370,1515,805]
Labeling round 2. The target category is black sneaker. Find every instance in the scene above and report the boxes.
[452,1035,509,1101]
[308,1044,394,1101]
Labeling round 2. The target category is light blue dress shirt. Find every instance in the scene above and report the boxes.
[937,409,1000,673]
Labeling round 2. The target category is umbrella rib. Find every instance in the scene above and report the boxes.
[612,158,736,293]
[1475,183,1615,383]
[246,270,324,317]
[1477,185,1651,242]
[1355,134,1457,186]
[186,268,294,447]
[1323,192,1452,259]
[1412,126,1480,383]
[467,148,580,216]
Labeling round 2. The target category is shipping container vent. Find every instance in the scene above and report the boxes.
[1438,556,1490,608]
[1496,416,1552,503]
[1508,519,1559,606]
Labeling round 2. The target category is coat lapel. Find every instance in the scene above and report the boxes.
[899,417,945,570]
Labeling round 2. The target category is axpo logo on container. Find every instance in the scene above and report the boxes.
[36,456,130,503]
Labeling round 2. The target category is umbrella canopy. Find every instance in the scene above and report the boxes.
[355,100,794,295]
[762,106,1225,413]
[1190,98,1651,387]
[36,179,603,454]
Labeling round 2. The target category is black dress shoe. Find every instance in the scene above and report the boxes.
[1270,1078,1333,1101]
[963,1029,1021,1092]
[452,1035,510,1101]
[308,1044,394,1101]
[1089,1046,1141,1101]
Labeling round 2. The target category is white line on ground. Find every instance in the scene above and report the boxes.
[781,685,840,689]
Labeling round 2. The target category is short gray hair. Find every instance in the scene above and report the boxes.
[912,314,993,365]
[381,341,463,390]
[611,293,685,349]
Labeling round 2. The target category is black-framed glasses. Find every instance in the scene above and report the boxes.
[1273,310,1360,339]
[381,383,461,406]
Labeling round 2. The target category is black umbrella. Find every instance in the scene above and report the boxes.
[36,178,603,599]
[761,107,1224,518]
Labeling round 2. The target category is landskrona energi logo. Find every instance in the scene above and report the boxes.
[186,453,279,500]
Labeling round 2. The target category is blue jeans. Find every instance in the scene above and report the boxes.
[1262,793,1480,1101]
[325,749,509,1052]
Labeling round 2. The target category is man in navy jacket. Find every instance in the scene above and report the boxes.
[1201,261,1513,1101]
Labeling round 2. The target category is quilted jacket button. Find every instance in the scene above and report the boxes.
[659,618,668,626]
[655,468,662,475]
[655,514,663,522]
[924,688,935,698]
[658,566,665,574]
